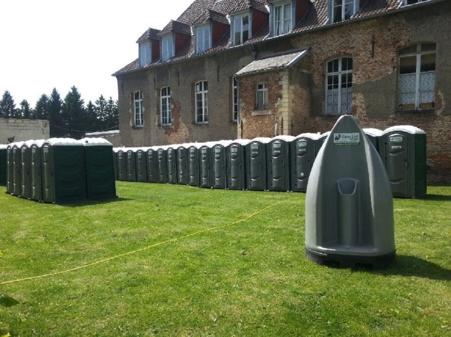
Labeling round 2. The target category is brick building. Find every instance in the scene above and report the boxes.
[113,0,451,183]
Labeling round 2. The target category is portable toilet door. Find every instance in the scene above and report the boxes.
[116,149,127,181]
[0,145,7,185]
[30,140,45,202]
[146,148,158,183]
[267,136,293,192]
[12,142,24,197]
[212,141,230,189]
[188,145,200,187]
[6,144,14,194]
[135,148,147,182]
[380,126,427,198]
[126,148,137,182]
[157,147,168,183]
[83,138,117,200]
[246,138,270,191]
[291,133,320,192]
[20,141,33,199]
[177,145,189,185]
[167,146,178,184]
[42,138,87,204]
[199,144,212,188]
[227,140,249,190]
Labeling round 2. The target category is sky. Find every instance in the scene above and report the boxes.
[0,0,194,107]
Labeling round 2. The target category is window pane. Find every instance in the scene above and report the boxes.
[421,43,436,52]
[421,53,436,72]
[400,56,416,74]
[399,45,418,55]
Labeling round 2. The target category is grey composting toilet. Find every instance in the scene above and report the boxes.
[305,115,395,269]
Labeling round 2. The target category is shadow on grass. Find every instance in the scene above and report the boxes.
[422,194,451,202]
[59,197,132,208]
[369,255,451,281]
[0,294,20,307]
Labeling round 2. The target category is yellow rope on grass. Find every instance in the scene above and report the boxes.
[1,200,288,286]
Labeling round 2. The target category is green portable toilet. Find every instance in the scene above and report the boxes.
[167,146,178,184]
[135,148,147,182]
[42,138,87,204]
[126,148,137,182]
[112,148,118,180]
[188,144,201,187]
[0,144,7,185]
[268,136,294,192]
[30,140,45,202]
[305,115,395,269]
[246,137,271,191]
[157,146,168,183]
[116,149,127,181]
[6,144,14,194]
[20,141,34,199]
[227,139,249,190]
[177,144,189,185]
[12,142,24,197]
[363,128,383,152]
[291,133,321,192]
[83,138,117,200]
[212,141,231,189]
[199,143,213,188]
[145,147,159,183]
[379,125,427,198]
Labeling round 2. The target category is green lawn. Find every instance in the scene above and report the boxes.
[1,183,450,336]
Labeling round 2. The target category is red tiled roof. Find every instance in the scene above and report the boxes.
[115,0,441,76]
[136,28,161,43]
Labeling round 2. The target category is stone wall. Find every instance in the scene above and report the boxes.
[0,119,50,144]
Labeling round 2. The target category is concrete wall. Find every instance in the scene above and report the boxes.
[0,118,50,144]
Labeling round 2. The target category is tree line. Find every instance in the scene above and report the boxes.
[0,86,118,139]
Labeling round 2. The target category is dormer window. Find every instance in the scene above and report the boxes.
[273,2,292,36]
[139,41,151,67]
[331,0,358,23]
[196,24,211,54]
[233,13,250,45]
[161,35,174,62]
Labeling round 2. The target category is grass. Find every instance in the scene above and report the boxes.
[0,182,450,336]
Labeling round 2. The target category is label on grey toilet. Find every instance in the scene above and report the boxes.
[333,133,360,145]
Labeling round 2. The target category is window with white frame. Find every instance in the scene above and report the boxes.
[332,0,358,23]
[196,24,211,54]
[134,91,143,127]
[256,83,268,110]
[273,2,292,36]
[195,81,208,123]
[139,41,151,67]
[161,35,174,62]
[232,78,238,122]
[233,13,250,45]
[160,87,172,125]
[326,57,353,115]
[398,43,435,110]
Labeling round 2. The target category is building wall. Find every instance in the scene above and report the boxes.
[0,119,50,144]
[117,48,255,146]
[238,2,451,183]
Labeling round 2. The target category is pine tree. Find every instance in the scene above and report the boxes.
[48,88,64,138]
[34,94,49,120]
[86,101,98,131]
[62,86,86,139]
[105,97,119,130]
[0,91,16,118]
[95,95,107,126]
[19,100,32,119]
